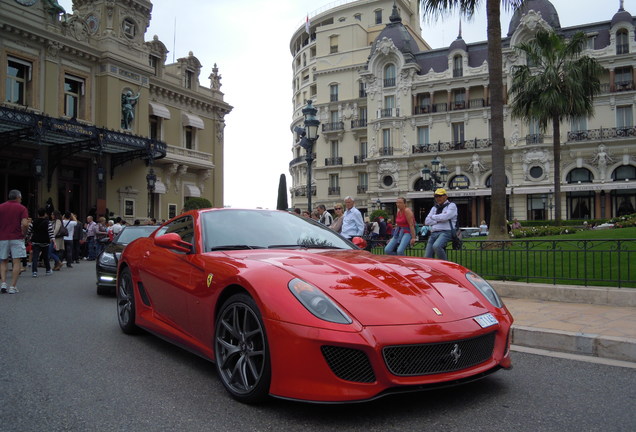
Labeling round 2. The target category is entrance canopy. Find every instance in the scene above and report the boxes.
[0,105,167,188]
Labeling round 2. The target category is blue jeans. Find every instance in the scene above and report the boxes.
[384,228,412,256]
[87,237,97,260]
[425,230,453,260]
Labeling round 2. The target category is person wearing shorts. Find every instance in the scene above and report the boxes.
[0,189,30,294]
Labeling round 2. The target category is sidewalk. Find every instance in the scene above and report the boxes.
[490,281,636,364]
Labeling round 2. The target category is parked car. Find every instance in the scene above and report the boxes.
[96,225,156,295]
[116,208,513,403]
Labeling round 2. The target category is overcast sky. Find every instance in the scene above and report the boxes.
[57,0,626,209]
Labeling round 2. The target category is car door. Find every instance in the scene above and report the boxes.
[139,215,195,334]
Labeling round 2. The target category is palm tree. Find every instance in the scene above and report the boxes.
[420,0,521,240]
[509,30,603,225]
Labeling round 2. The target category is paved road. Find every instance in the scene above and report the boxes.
[1,263,635,432]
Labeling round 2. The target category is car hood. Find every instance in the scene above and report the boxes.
[243,250,491,326]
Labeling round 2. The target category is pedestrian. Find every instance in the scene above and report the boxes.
[424,188,458,260]
[26,207,54,277]
[479,220,488,236]
[511,218,522,230]
[112,217,123,236]
[62,212,77,268]
[384,197,417,255]
[378,216,387,239]
[71,213,84,263]
[95,217,109,255]
[330,203,344,233]
[340,196,365,240]
[315,204,333,226]
[0,189,30,294]
[85,215,98,260]
[49,210,64,271]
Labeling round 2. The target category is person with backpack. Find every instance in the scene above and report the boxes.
[49,210,64,271]
[62,212,77,268]
[26,208,54,277]
[424,188,458,261]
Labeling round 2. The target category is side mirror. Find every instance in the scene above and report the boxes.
[351,236,367,250]
[154,232,192,253]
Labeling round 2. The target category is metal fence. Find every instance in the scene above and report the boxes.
[366,239,636,288]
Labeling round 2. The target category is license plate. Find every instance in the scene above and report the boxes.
[474,313,498,328]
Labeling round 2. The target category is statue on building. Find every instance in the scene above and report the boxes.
[591,144,613,181]
[43,0,66,18]
[209,64,222,90]
[469,153,485,174]
[121,90,140,130]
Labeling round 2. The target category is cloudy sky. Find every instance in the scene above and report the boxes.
[57,0,626,209]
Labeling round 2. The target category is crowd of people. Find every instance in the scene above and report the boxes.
[0,189,159,294]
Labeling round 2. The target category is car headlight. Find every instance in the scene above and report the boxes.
[99,252,116,266]
[466,272,503,308]
[288,278,352,324]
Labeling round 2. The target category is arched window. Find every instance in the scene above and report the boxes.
[566,168,593,183]
[453,55,463,77]
[384,64,396,87]
[612,165,636,181]
[617,29,629,54]
[485,175,509,187]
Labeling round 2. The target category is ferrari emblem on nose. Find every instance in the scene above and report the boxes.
[207,274,214,287]
[450,343,462,364]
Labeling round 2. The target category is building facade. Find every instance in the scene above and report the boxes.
[1,0,231,221]
[289,0,636,227]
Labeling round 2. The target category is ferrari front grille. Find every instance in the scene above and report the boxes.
[321,345,376,383]
[383,332,496,376]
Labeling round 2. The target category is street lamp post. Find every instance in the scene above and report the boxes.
[298,100,320,212]
[146,168,156,217]
[420,156,449,191]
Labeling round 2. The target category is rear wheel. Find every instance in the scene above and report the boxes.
[116,268,138,334]
[215,293,271,403]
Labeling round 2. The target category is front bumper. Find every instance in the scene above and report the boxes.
[265,315,512,403]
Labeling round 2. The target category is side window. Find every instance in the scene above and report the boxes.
[162,216,195,252]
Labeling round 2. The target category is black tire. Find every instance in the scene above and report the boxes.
[96,284,110,296]
[116,267,138,334]
[215,293,271,403]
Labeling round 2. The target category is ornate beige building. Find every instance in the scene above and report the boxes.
[1,0,231,221]
[290,0,636,226]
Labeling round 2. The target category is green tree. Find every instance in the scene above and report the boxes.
[509,30,603,225]
[183,197,212,211]
[420,0,521,240]
[277,173,289,210]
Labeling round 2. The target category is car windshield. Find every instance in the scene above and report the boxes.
[115,226,156,244]
[201,209,354,251]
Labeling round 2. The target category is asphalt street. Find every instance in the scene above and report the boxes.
[0,262,635,432]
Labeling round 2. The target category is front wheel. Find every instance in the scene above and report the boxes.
[116,267,138,334]
[215,293,271,403]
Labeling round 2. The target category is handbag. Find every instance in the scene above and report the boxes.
[55,221,69,238]
[449,220,463,250]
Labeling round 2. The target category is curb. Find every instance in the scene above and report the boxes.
[511,325,636,363]
[490,280,636,307]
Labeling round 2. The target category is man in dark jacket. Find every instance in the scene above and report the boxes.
[27,208,54,277]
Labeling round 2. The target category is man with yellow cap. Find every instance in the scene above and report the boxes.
[424,188,458,260]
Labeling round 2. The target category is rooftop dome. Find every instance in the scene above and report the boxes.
[449,35,467,52]
[611,5,633,27]
[507,0,561,36]
[370,3,419,58]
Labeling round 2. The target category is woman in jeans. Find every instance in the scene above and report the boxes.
[384,197,416,255]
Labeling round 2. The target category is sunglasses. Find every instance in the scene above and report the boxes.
[335,207,342,210]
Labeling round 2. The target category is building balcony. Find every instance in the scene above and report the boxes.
[567,126,636,142]
[412,138,494,154]
[453,68,463,78]
[357,185,368,194]
[325,157,343,166]
[322,122,344,132]
[379,147,393,156]
[433,103,447,113]
[469,98,485,108]
[289,153,316,167]
[294,186,316,197]
[351,119,367,129]
[526,134,544,144]
[614,80,634,92]
[383,78,396,87]
[379,108,399,118]
[354,154,367,163]
[414,105,431,115]
[328,186,340,196]
[452,101,466,110]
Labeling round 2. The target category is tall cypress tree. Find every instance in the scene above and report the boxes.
[276,174,288,210]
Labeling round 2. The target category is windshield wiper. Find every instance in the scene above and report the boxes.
[209,245,264,251]
[267,244,342,250]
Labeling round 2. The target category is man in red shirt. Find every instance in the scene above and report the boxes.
[0,190,30,294]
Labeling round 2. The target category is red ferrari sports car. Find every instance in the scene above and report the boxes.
[116,208,513,403]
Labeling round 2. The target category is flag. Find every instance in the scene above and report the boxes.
[305,15,310,34]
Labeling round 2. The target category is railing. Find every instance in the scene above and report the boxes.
[366,239,636,288]
[328,186,340,195]
[357,185,367,193]
[354,154,366,163]
[351,119,367,129]
[322,122,344,132]
[412,138,493,154]
[526,134,544,144]
[414,105,431,114]
[325,157,343,166]
[567,126,636,142]
[289,153,315,167]
[469,98,485,108]
[293,186,316,197]
[453,68,463,77]
[384,78,396,87]
[433,103,447,113]
[379,108,399,118]
[379,147,393,156]
[330,94,338,102]
[615,80,633,91]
